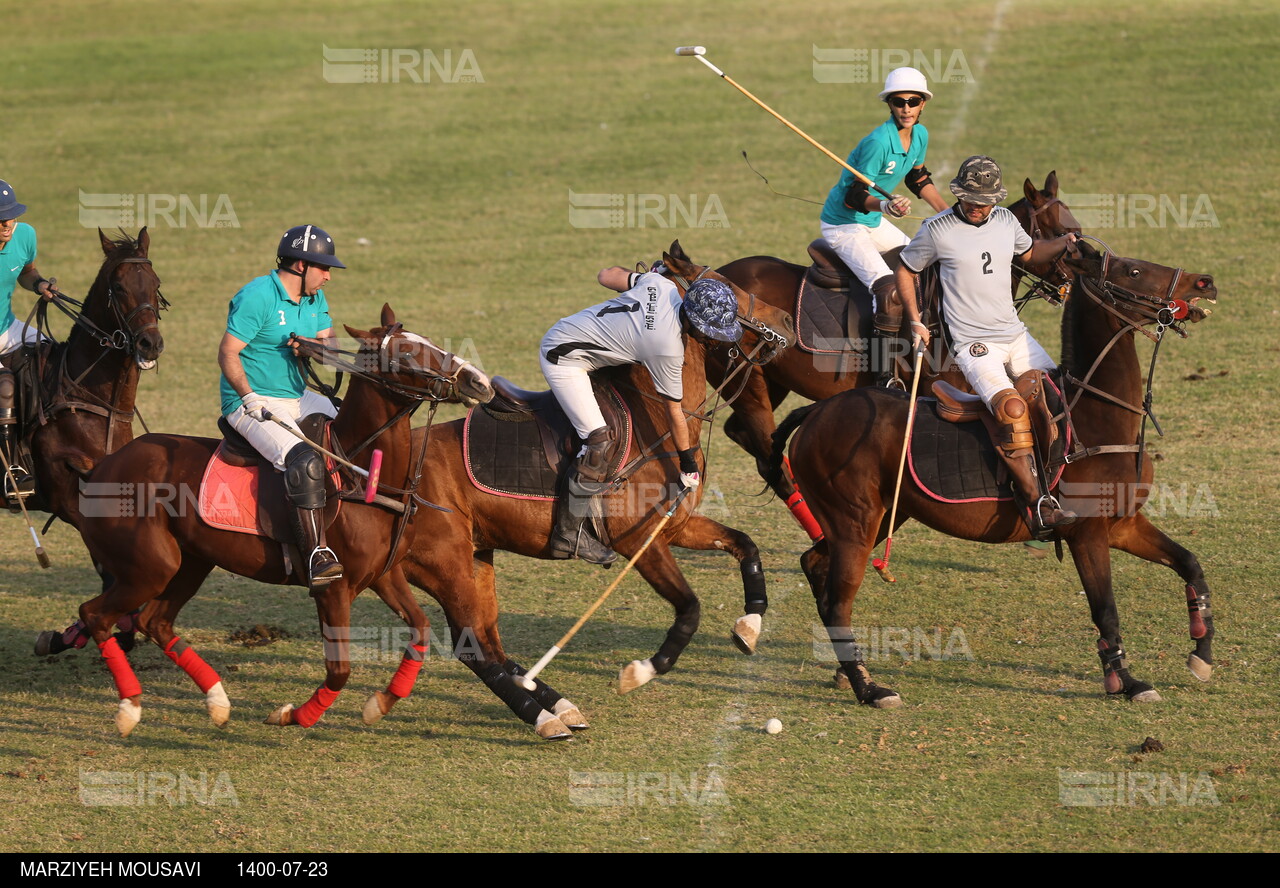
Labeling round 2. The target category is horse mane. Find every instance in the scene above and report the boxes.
[1059,282,1080,374]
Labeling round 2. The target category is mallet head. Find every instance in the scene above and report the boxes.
[674,46,707,57]
[517,675,538,692]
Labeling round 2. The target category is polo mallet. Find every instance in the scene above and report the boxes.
[2,459,49,568]
[517,484,695,691]
[871,339,927,583]
[262,412,382,504]
[675,46,896,201]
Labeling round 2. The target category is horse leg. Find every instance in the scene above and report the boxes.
[134,560,227,726]
[666,514,766,654]
[362,567,432,726]
[1068,523,1161,703]
[823,537,902,708]
[722,369,792,497]
[33,564,139,656]
[80,587,157,738]
[266,582,357,727]
[1109,512,1215,682]
[617,539,700,694]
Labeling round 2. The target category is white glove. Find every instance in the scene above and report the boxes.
[880,197,910,218]
[679,470,701,489]
[241,392,269,423]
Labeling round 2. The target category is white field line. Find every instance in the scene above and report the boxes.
[934,0,1014,179]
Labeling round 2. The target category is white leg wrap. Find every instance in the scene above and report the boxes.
[206,681,231,726]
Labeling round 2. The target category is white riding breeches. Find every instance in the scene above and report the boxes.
[224,390,338,470]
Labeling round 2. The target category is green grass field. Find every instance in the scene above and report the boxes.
[2,0,1277,853]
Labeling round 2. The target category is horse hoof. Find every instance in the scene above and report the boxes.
[833,668,852,691]
[555,705,589,731]
[34,631,64,657]
[265,703,295,726]
[870,692,903,709]
[1130,689,1162,704]
[1187,654,1213,682]
[206,682,231,727]
[115,699,142,738]
[731,614,761,655]
[535,716,573,741]
[362,691,395,726]
[617,658,657,695]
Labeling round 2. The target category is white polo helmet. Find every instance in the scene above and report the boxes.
[878,67,932,101]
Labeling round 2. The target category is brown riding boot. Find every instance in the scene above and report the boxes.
[550,427,617,566]
[871,275,905,390]
[991,389,1076,536]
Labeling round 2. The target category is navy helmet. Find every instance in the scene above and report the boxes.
[0,180,28,221]
[683,278,743,343]
[277,225,346,269]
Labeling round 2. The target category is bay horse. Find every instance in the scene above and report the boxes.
[769,241,1218,706]
[356,242,797,739]
[712,173,1079,503]
[67,305,493,736]
[14,229,165,653]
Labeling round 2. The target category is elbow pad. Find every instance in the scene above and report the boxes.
[904,166,933,198]
[843,178,871,210]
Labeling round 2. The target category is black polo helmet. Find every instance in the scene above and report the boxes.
[277,225,346,269]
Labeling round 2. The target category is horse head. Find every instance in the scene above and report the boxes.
[90,227,166,369]
[1063,240,1217,332]
[1009,172,1083,297]
[662,240,795,360]
[330,304,494,407]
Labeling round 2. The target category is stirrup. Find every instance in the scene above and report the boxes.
[551,525,617,566]
[308,547,344,586]
[4,466,35,501]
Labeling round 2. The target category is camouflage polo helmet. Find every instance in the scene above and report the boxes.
[277,224,347,269]
[949,155,1008,206]
[682,278,743,343]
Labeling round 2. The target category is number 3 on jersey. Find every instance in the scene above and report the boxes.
[278,309,287,325]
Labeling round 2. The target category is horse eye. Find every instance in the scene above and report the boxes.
[1128,267,1141,278]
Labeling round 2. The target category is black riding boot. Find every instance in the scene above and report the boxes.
[549,427,617,566]
[284,442,343,589]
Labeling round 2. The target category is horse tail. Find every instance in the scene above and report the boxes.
[765,404,816,489]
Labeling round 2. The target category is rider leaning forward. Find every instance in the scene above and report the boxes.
[539,261,744,565]
[819,67,950,387]
[217,225,344,589]
[897,156,1080,536]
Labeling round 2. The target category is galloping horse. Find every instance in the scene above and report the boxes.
[770,242,1217,706]
[712,173,1079,502]
[356,243,797,739]
[67,305,493,736]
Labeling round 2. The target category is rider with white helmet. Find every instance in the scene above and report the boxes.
[819,66,950,387]
[540,262,742,564]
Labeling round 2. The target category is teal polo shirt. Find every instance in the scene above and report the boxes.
[820,119,930,226]
[0,222,38,329]
[219,270,333,415]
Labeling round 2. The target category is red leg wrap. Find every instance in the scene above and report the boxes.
[292,685,341,727]
[100,636,142,700]
[785,491,824,541]
[387,644,428,698]
[164,638,222,693]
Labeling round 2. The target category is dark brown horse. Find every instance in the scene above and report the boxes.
[712,173,1079,503]
[357,243,797,739]
[67,305,493,736]
[770,242,1217,706]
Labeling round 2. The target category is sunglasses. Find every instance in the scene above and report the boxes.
[888,95,925,109]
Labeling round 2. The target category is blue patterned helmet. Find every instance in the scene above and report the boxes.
[683,278,743,343]
[277,224,346,269]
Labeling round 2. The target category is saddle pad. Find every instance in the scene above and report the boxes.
[907,399,1069,504]
[198,441,341,538]
[795,271,873,356]
[464,383,632,501]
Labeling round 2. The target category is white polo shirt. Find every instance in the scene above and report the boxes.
[900,206,1033,344]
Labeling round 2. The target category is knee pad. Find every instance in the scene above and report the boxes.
[0,369,14,409]
[871,276,901,332]
[284,442,327,509]
[990,389,1033,456]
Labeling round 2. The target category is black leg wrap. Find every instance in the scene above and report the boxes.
[504,659,563,709]
[476,662,543,725]
[652,602,700,675]
[741,557,767,616]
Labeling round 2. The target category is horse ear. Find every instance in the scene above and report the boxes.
[381,303,395,327]
[98,228,114,256]
[1044,171,1059,197]
[343,323,372,342]
[137,227,149,256]
[1023,178,1040,205]
[668,240,689,262]
[1061,242,1099,277]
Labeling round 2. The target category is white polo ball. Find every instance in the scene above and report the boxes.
[764,718,783,735]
